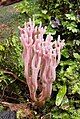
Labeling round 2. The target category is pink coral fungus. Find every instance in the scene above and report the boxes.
[19,18,65,105]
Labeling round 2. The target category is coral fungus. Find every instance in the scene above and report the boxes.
[19,18,65,105]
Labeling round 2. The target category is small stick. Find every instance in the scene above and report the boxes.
[0,101,34,117]
[0,69,27,85]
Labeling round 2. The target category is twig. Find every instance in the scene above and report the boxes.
[0,101,27,110]
[0,101,34,118]
[0,69,27,85]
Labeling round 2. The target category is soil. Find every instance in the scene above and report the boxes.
[0,4,27,41]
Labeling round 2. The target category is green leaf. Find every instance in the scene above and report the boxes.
[0,44,5,51]
[0,105,4,112]
[61,49,69,58]
[41,10,47,14]
[72,84,78,94]
[72,28,78,33]
[65,14,76,21]
[56,85,67,106]
[46,26,56,35]
[61,96,69,110]
[55,3,59,8]
[73,53,80,60]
